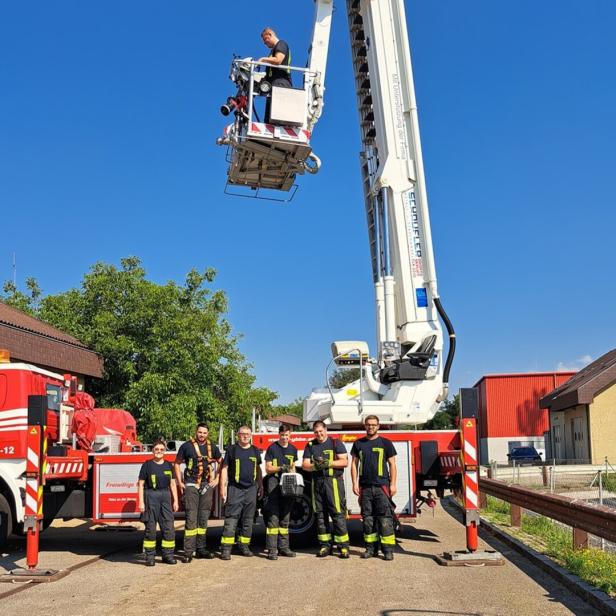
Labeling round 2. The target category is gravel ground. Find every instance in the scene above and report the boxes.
[0,501,600,616]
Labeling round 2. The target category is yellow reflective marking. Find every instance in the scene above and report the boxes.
[332,477,341,513]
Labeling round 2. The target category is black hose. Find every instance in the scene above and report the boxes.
[434,297,455,385]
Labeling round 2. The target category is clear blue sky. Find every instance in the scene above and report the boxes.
[1,1,615,404]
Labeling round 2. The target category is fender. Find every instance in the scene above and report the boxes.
[0,460,26,524]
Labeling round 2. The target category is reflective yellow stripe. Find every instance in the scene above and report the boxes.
[238,535,251,544]
[332,477,341,513]
[373,447,384,476]
[221,536,235,545]
[311,479,316,510]
[380,534,396,545]
[249,456,257,480]
[150,474,157,489]
[266,527,279,535]
[197,528,207,535]
[161,539,175,548]
[325,449,334,477]
[334,534,349,543]
[143,539,156,549]
[317,533,332,542]
[184,528,198,537]
[364,533,379,543]
[278,528,289,535]
[235,459,240,484]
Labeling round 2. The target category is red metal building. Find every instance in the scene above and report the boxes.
[474,372,575,464]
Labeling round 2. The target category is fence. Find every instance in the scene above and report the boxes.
[480,460,616,552]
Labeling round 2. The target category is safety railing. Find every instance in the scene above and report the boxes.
[479,477,616,549]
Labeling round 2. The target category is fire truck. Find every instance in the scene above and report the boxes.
[1,0,482,571]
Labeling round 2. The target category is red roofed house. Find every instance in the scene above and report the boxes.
[0,301,102,383]
[474,372,575,464]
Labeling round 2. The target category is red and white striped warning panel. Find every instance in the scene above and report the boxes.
[465,470,479,508]
[0,407,28,432]
[439,453,462,471]
[46,455,88,480]
[25,477,39,516]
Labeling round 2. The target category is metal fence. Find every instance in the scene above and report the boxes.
[483,458,616,552]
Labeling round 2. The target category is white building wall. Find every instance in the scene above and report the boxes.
[480,435,546,464]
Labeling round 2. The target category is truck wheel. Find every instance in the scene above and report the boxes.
[0,493,13,548]
[288,492,315,543]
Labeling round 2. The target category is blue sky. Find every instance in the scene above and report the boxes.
[1,1,615,404]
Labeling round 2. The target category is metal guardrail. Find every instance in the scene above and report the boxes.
[480,477,616,545]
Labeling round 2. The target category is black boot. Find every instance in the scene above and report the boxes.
[316,545,331,558]
[267,549,278,561]
[162,555,177,565]
[383,551,394,561]
[279,548,296,558]
[237,543,254,557]
[361,545,376,559]
[220,548,231,561]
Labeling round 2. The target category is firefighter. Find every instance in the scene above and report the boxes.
[302,420,350,558]
[351,415,398,560]
[263,423,299,560]
[174,423,222,562]
[219,426,263,559]
[137,439,179,566]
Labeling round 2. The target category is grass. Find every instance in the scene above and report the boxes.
[481,496,616,598]
[602,472,616,493]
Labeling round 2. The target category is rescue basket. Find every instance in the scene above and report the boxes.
[280,472,304,498]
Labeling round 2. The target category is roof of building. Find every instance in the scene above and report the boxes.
[0,301,103,378]
[539,349,616,412]
[271,414,302,426]
[473,371,575,386]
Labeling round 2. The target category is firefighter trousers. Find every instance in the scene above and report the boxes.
[264,482,293,551]
[143,489,175,559]
[220,484,257,549]
[312,475,349,548]
[360,485,395,553]
[183,485,214,555]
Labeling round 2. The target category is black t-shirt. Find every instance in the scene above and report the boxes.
[224,444,262,488]
[139,459,174,490]
[303,437,347,478]
[351,436,397,487]
[267,39,292,85]
[175,439,222,483]
[265,441,298,473]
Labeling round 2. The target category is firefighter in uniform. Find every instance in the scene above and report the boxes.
[174,423,222,562]
[138,440,179,566]
[302,420,350,558]
[351,415,398,560]
[264,423,298,560]
[219,426,263,559]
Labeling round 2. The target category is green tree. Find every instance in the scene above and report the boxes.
[423,394,460,430]
[1,278,42,316]
[37,257,275,441]
[329,367,361,389]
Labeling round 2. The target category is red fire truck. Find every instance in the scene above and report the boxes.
[0,357,480,572]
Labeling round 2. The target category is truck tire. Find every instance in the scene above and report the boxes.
[0,493,13,548]
[288,490,316,545]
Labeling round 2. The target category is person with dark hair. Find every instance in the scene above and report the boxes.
[138,440,178,566]
[263,424,299,560]
[302,421,350,558]
[258,27,292,123]
[219,426,263,559]
[174,423,222,562]
[351,415,398,560]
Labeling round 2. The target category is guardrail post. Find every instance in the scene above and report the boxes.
[510,504,522,527]
[573,528,588,550]
[541,465,548,487]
